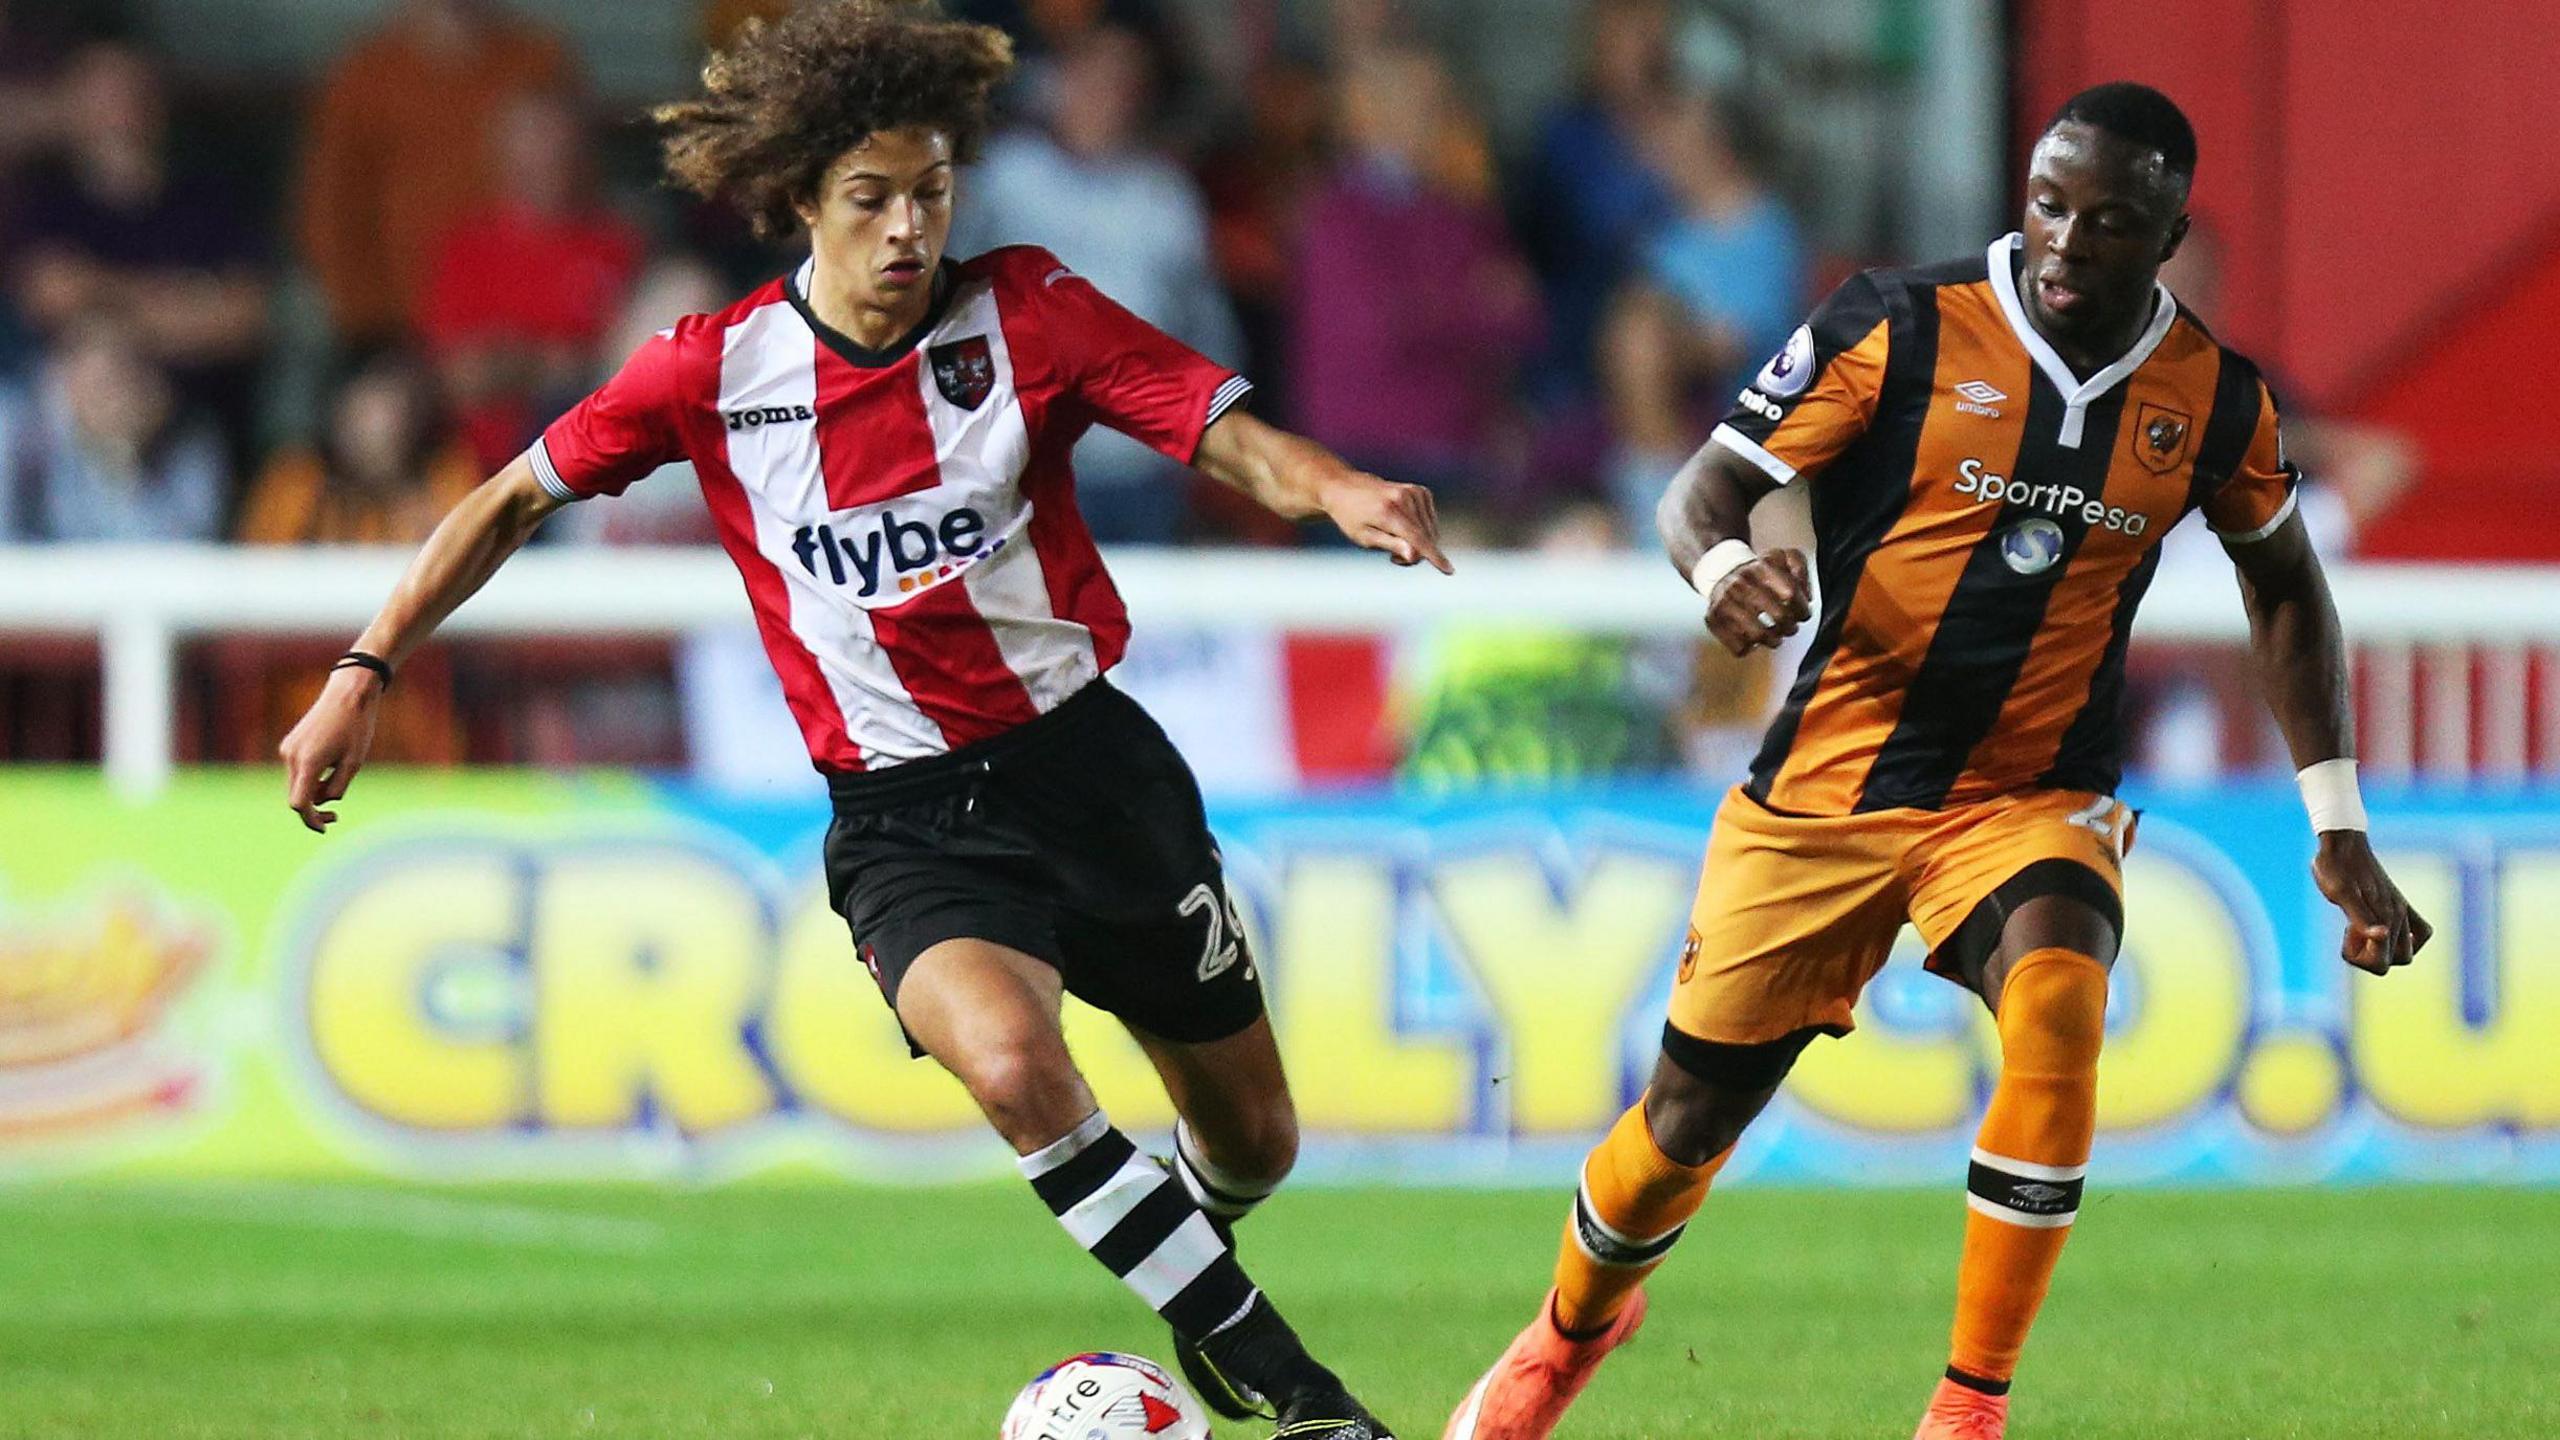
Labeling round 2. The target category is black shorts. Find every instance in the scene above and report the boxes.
[822,679,1266,1054]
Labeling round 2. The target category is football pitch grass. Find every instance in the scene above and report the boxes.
[2,1182,2551,1439]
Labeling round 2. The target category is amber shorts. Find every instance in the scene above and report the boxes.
[1667,786,2133,1046]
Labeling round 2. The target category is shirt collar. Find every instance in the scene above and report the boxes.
[1985,232,2178,448]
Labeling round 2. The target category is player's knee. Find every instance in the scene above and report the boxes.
[953,1035,1088,1148]
[1186,1090,1299,1189]
[1644,1024,1820,1166]
[1998,948,2109,1070]
[1641,1072,1766,1166]
[1230,1104,1299,1189]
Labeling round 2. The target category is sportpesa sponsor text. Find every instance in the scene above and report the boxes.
[1954,457,2151,535]
[1738,376,2158,540]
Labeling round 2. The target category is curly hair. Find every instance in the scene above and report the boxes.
[655,0,1015,240]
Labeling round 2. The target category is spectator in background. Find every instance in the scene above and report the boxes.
[954,23,1239,542]
[951,0,1191,109]
[7,43,269,452]
[0,0,77,380]
[1519,0,1679,409]
[550,253,729,547]
[1196,56,1327,425]
[0,310,227,542]
[953,0,1176,59]
[1289,44,1542,528]
[702,0,792,51]
[1192,54,1330,544]
[0,0,79,182]
[230,348,469,763]
[1598,91,1804,540]
[234,348,474,545]
[419,90,643,473]
[1321,0,1403,60]
[296,0,572,348]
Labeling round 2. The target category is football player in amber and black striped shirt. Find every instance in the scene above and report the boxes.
[1448,83,2431,1440]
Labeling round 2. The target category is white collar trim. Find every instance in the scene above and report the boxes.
[1987,233,2178,448]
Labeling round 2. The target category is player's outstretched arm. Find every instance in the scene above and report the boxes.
[1192,410,1450,572]
[2225,510,2432,974]
[278,455,566,833]
[1658,440,1811,656]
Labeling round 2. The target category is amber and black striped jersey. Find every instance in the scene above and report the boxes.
[1711,233,2297,816]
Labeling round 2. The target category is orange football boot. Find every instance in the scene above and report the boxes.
[1912,1376,2010,1439]
[1442,1288,1646,1440]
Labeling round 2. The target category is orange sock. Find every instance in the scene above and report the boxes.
[1551,1099,1729,1336]
[1947,946,2109,1389]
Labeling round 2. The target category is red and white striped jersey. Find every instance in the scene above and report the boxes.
[530,245,1252,774]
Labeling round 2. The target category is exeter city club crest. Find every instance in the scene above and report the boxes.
[929,336,995,410]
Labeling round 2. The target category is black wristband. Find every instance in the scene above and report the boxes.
[333,650,394,690]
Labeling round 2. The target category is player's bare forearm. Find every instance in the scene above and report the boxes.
[1192,410,1336,519]
[1654,443,1772,577]
[354,457,563,666]
[1194,411,1450,572]
[280,458,561,833]
[2226,511,2352,767]
[1661,440,1810,655]
[2227,509,2432,972]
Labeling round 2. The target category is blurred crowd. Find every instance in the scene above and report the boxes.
[0,0,1828,556]
[0,0,2409,782]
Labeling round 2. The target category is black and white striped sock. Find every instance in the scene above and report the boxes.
[1173,1120,1281,1236]
[1019,1110,1263,1344]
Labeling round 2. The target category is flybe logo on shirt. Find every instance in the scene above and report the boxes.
[1953,457,2150,536]
[789,509,1006,599]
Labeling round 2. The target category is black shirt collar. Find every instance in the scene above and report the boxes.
[785,259,959,368]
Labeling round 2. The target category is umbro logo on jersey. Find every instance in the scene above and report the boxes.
[1953,379,2007,417]
[725,403,814,431]
[790,508,1005,598]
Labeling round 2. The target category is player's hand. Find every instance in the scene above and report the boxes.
[1704,547,1812,656]
[1321,472,1452,574]
[280,667,385,834]
[2311,830,2432,975]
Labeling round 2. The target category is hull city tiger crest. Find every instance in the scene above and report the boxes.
[2133,401,2194,475]
[929,336,996,411]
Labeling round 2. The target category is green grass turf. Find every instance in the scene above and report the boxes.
[0,1182,2552,1438]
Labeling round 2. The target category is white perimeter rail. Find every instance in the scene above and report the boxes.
[1,544,2556,800]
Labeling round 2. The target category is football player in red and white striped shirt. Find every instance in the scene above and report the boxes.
[279,6,1440,1436]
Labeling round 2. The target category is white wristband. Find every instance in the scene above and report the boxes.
[1688,538,1759,600]
[2296,758,2368,834]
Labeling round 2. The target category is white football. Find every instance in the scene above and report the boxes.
[999,1352,1214,1440]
